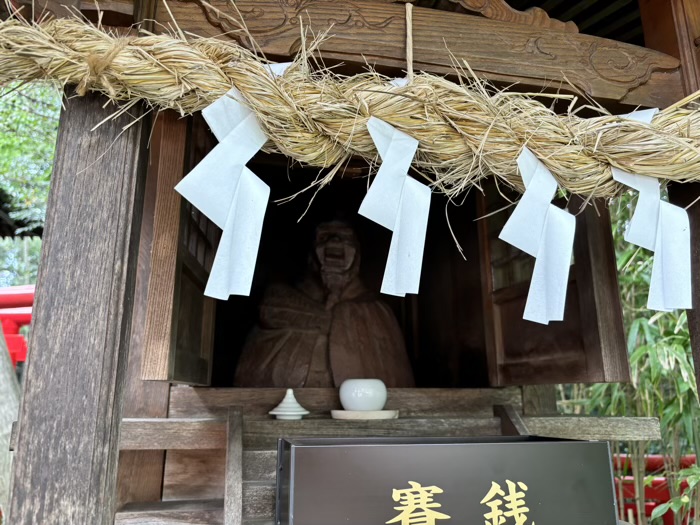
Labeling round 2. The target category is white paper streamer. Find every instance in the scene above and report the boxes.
[359,117,431,296]
[648,201,692,311]
[610,108,661,251]
[613,107,692,312]
[202,168,269,298]
[264,62,293,77]
[389,77,409,88]
[498,146,576,324]
[499,147,558,257]
[611,167,660,251]
[622,108,659,124]
[359,116,419,230]
[381,177,431,296]
[175,87,271,299]
[523,206,576,324]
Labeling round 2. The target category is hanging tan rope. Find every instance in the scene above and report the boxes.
[2,16,700,199]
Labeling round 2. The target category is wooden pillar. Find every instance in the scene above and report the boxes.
[0,328,20,516]
[115,111,186,507]
[639,0,700,387]
[9,93,149,525]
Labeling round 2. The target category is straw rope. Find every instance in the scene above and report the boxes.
[2,16,700,198]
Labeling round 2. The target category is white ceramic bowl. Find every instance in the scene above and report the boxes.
[339,379,387,411]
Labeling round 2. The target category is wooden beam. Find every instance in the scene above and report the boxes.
[523,416,661,441]
[167,387,522,418]
[120,418,227,450]
[120,416,503,450]
[157,0,683,108]
[13,0,135,26]
[8,93,149,525]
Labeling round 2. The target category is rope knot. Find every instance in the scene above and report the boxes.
[76,37,133,97]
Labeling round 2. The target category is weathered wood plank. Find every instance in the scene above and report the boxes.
[116,499,224,525]
[117,111,180,507]
[243,418,502,449]
[162,450,276,501]
[121,416,502,451]
[225,411,243,525]
[142,113,188,381]
[158,0,683,108]
[9,93,149,525]
[121,418,226,450]
[168,387,522,418]
[117,483,275,524]
[523,417,661,441]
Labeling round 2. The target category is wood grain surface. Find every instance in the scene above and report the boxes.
[9,93,149,525]
[167,386,522,418]
[157,0,683,107]
[116,111,178,507]
[141,112,188,380]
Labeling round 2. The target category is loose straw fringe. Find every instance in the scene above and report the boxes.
[2,16,700,199]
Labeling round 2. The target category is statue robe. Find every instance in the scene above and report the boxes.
[233,277,415,387]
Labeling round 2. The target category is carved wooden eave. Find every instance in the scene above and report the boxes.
[155,0,683,109]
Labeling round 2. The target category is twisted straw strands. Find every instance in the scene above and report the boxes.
[2,16,700,198]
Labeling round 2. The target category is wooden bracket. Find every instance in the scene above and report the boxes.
[494,404,529,436]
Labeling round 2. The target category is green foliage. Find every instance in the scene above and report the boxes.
[0,82,60,232]
[0,237,42,287]
[560,192,700,525]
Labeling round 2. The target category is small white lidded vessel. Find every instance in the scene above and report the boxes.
[269,389,310,420]
[339,379,388,411]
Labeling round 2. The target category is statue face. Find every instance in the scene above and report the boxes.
[314,222,358,274]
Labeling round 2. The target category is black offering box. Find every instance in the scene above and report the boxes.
[276,436,618,525]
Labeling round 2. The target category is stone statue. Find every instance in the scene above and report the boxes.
[233,220,414,387]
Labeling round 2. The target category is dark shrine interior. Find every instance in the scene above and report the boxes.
[176,70,620,389]
[210,158,490,389]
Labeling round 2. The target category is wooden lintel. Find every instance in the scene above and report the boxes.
[157,0,684,108]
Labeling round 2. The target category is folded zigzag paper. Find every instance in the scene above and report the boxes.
[358,116,431,297]
[499,147,576,325]
[174,64,293,299]
[613,108,692,311]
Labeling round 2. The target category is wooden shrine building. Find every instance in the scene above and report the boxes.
[5,0,700,524]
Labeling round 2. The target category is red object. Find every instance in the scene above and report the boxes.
[614,454,697,525]
[0,286,34,367]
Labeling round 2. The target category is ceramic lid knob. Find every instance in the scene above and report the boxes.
[269,389,310,420]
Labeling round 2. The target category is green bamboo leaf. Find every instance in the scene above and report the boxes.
[651,502,672,520]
